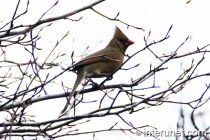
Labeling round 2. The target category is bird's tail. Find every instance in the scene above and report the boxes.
[61,69,85,114]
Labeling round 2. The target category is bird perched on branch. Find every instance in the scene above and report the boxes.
[61,26,134,113]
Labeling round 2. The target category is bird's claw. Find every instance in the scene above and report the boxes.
[92,82,100,89]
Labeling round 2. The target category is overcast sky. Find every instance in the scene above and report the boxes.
[1,0,210,140]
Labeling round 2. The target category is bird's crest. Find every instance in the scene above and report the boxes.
[113,26,128,39]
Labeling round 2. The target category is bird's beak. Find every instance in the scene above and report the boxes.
[125,39,134,47]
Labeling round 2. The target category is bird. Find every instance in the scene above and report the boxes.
[61,26,134,113]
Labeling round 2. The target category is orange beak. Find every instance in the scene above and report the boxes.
[125,39,134,47]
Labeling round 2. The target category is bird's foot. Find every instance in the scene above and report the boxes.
[92,82,100,89]
[88,78,100,89]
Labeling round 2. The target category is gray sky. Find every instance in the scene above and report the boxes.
[0,0,210,139]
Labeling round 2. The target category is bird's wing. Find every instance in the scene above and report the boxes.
[74,50,120,67]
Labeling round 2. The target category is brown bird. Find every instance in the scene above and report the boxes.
[61,26,134,113]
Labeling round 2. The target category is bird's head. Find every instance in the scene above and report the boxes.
[110,26,134,53]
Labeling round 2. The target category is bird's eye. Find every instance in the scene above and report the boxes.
[119,38,124,42]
